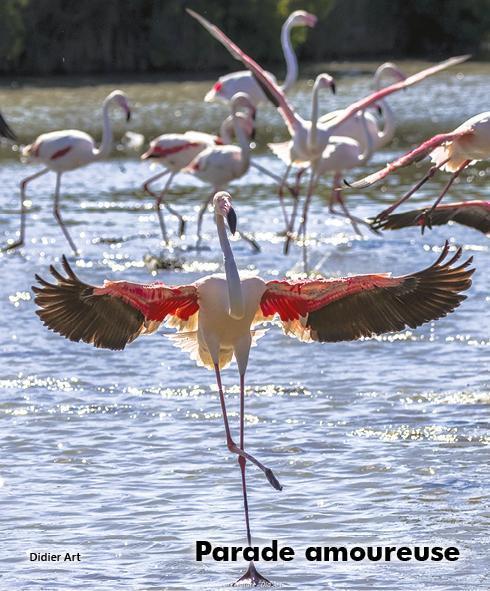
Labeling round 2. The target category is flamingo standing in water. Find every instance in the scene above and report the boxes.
[187,8,469,265]
[204,10,317,109]
[2,90,131,255]
[375,200,490,234]
[33,191,473,586]
[348,112,490,230]
[0,110,16,141]
[141,105,255,243]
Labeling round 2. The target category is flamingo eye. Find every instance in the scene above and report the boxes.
[213,81,223,93]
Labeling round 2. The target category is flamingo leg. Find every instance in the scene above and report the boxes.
[416,159,471,232]
[283,166,308,255]
[236,230,261,253]
[53,172,78,255]
[296,167,318,273]
[196,190,215,248]
[144,170,186,240]
[213,364,282,491]
[232,373,272,588]
[329,171,375,236]
[371,157,450,228]
[2,168,49,252]
[142,169,170,195]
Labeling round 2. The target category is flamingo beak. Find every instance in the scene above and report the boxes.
[227,207,237,235]
[126,109,131,122]
[330,81,336,95]
[375,103,383,116]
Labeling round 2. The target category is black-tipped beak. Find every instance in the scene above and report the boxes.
[227,207,237,235]
[330,81,336,95]
[376,104,383,116]
[126,110,131,122]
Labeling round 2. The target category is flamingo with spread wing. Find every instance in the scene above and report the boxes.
[33,190,473,586]
[347,112,490,230]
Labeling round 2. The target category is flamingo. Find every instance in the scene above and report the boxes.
[375,200,490,235]
[2,90,131,255]
[348,112,490,230]
[204,10,317,109]
[318,62,406,152]
[141,104,255,244]
[187,8,469,264]
[0,110,16,141]
[33,191,474,586]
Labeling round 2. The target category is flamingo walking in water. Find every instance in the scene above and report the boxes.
[33,191,473,586]
[348,112,490,230]
[204,10,317,110]
[375,200,490,235]
[2,90,131,255]
[141,105,255,243]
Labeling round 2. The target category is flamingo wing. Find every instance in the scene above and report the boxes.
[378,201,490,234]
[329,55,470,134]
[346,129,473,189]
[260,242,473,342]
[33,256,198,350]
[0,111,16,141]
[187,9,299,134]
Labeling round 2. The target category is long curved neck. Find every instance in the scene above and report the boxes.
[216,215,244,319]
[93,97,114,159]
[358,111,374,163]
[307,79,322,153]
[279,16,298,92]
[232,109,250,174]
[373,64,397,147]
[375,101,396,146]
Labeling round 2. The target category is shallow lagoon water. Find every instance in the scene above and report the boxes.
[0,63,489,590]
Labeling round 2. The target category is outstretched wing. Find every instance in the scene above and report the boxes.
[187,9,299,134]
[330,55,470,133]
[33,256,198,350]
[259,242,473,342]
[346,129,473,189]
[378,201,490,234]
[0,110,16,141]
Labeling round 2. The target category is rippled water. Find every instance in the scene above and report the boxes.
[0,63,489,590]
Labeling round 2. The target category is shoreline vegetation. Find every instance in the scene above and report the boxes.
[0,1,488,77]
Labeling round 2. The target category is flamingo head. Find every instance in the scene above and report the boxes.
[230,92,256,119]
[315,73,336,95]
[374,63,406,89]
[204,80,223,102]
[290,11,318,28]
[213,191,237,234]
[108,90,132,122]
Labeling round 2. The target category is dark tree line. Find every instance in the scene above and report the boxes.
[0,0,489,76]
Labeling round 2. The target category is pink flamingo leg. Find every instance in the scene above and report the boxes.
[283,167,309,255]
[2,168,49,252]
[196,190,216,248]
[371,157,451,228]
[213,364,282,491]
[329,172,375,236]
[53,172,78,255]
[231,374,273,587]
[416,159,471,232]
[143,170,186,240]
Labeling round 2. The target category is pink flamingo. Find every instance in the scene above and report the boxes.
[141,102,255,243]
[2,90,131,255]
[375,200,490,234]
[204,10,317,110]
[34,191,473,586]
[187,9,469,264]
[348,112,490,230]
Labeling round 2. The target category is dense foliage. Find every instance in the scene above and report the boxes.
[0,0,488,75]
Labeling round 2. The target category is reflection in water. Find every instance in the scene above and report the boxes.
[0,66,488,590]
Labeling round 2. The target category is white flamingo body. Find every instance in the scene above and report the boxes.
[142,131,219,172]
[24,129,99,172]
[3,90,131,255]
[187,143,247,186]
[204,11,317,106]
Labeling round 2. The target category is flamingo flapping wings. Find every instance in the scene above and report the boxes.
[33,191,473,586]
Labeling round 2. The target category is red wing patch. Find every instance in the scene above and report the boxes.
[146,142,200,159]
[50,146,72,160]
[93,281,199,322]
